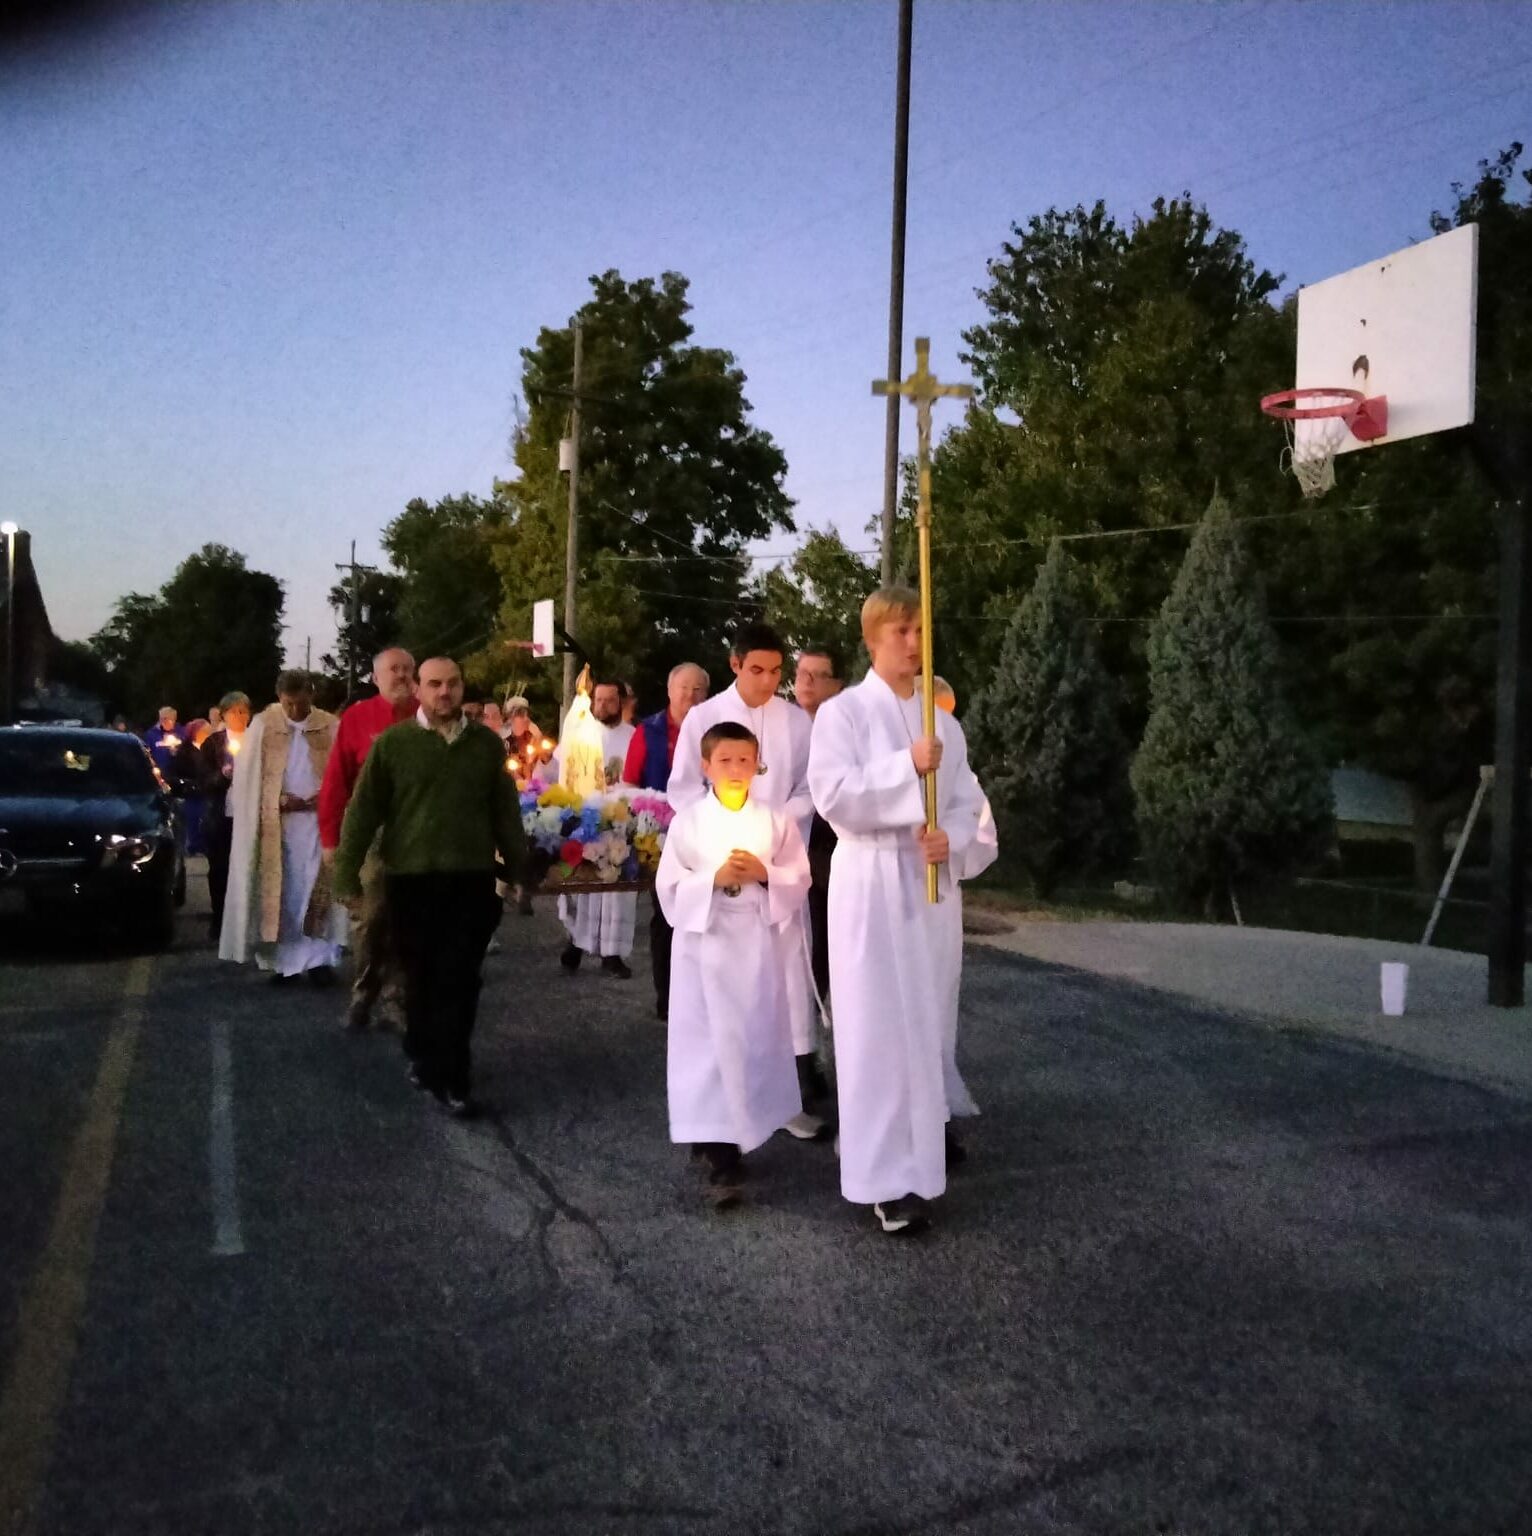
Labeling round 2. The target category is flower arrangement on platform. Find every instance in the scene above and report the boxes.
[519,779,675,888]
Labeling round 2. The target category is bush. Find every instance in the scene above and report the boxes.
[1131,492,1333,914]
[967,541,1131,897]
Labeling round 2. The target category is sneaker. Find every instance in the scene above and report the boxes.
[444,1092,480,1120]
[783,1110,830,1142]
[344,999,370,1033]
[945,1126,968,1167]
[601,955,633,980]
[560,943,582,973]
[873,1195,930,1235]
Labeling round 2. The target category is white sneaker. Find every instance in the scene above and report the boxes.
[783,1110,828,1142]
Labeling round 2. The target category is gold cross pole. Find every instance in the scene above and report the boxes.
[873,336,974,904]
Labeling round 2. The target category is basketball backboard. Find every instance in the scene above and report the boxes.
[1292,221,1478,459]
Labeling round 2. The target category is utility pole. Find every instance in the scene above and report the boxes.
[1,522,17,726]
[304,636,312,672]
[562,316,584,719]
[880,0,914,586]
[334,541,377,694]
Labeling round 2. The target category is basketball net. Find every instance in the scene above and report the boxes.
[1281,413,1352,499]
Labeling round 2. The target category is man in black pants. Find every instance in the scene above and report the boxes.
[793,644,844,1010]
[621,661,709,1020]
[333,657,526,1118]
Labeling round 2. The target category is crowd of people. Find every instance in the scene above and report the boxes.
[128,585,996,1237]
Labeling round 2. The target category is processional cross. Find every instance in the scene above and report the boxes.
[873,336,975,904]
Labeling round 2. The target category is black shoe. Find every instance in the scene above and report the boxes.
[873,1195,931,1235]
[308,965,338,989]
[444,1092,480,1120]
[701,1144,744,1208]
[269,972,294,986]
[601,955,633,980]
[560,943,582,973]
[796,1053,830,1107]
[945,1126,968,1167]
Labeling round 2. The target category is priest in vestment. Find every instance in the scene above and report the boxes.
[220,671,345,982]
[668,622,829,1131]
[807,588,994,1235]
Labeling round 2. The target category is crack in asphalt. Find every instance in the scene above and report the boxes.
[825,1441,1156,1536]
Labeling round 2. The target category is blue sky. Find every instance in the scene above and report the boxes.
[4,0,1530,668]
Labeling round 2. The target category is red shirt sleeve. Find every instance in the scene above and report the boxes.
[318,708,364,849]
[621,728,647,787]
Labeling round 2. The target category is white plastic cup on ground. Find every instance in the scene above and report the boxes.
[1380,962,1409,1017]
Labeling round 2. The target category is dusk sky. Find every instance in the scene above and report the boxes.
[4,0,1531,668]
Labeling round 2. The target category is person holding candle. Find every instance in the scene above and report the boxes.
[198,692,252,940]
[143,706,183,778]
[318,647,417,1031]
[806,589,994,1236]
[668,622,827,1137]
[657,721,810,1209]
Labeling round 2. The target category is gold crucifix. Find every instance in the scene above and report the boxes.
[872,336,975,904]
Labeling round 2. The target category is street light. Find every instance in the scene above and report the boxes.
[2,521,18,726]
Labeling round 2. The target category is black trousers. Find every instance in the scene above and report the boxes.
[204,810,234,934]
[388,871,501,1099]
[807,816,835,1006]
[650,895,673,1012]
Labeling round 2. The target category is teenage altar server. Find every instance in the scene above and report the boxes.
[807,588,996,1235]
[668,622,828,1131]
[657,722,811,1208]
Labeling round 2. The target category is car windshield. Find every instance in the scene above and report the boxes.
[0,735,157,797]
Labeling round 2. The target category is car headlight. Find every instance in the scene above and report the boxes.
[103,833,157,867]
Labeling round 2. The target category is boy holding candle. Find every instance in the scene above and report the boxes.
[656,721,811,1209]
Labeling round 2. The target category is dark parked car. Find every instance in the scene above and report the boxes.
[0,726,186,950]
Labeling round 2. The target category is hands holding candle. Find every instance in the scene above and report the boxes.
[714,849,768,891]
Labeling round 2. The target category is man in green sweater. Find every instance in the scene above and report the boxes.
[334,656,526,1117]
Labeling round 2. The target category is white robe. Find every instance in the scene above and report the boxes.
[668,684,818,1055]
[559,721,639,957]
[221,712,345,976]
[807,672,995,1205]
[657,793,809,1152]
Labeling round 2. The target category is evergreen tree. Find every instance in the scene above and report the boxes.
[967,541,1130,897]
[1131,493,1333,914]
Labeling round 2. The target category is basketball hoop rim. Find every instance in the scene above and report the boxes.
[1260,386,1364,422]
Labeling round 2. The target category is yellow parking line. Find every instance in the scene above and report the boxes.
[0,957,151,1536]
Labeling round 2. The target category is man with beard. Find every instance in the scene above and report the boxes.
[559,679,638,978]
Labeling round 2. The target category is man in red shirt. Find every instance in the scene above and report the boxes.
[319,647,417,1032]
[622,662,708,1019]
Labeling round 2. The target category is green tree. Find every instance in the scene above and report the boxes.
[758,527,877,680]
[383,494,508,674]
[90,545,285,721]
[967,542,1130,896]
[494,270,794,708]
[1132,494,1332,914]
[323,568,405,683]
